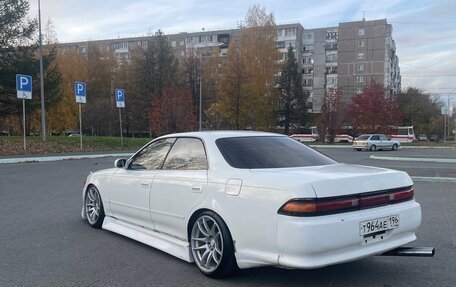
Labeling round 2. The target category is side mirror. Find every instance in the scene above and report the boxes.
[114,158,127,168]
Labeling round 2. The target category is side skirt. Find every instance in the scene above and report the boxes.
[102,216,194,263]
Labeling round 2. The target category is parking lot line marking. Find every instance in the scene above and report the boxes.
[411,176,456,183]
[0,153,133,164]
[370,155,456,163]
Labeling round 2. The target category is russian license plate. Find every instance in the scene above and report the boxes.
[359,215,400,236]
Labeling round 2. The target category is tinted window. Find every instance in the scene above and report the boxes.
[216,136,337,169]
[162,138,208,170]
[357,135,370,140]
[371,135,380,141]
[379,135,388,140]
[129,138,175,170]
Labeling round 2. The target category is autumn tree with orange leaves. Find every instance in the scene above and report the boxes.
[347,81,402,135]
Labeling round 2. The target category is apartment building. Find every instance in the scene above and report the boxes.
[57,19,400,114]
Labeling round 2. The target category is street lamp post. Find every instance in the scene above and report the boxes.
[38,0,46,142]
[199,51,202,131]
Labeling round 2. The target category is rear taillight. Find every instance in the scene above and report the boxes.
[83,179,87,187]
[278,187,414,217]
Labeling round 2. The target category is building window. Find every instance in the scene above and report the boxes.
[326,31,338,40]
[358,28,365,36]
[180,40,184,46]
[357,40,365,47]
[306,33,313,39]
[303,57,313,65]
[304,79,313,87]
[326,66,337,74]
[303,68,313,74]
[357,64,364,71]
[285,28,296,36]
[180,51,185,56]
[330,78,337,85]
[356,76,364,83]
[171,41,176,47]
[356,88,363,94]
[285,41,295,48]
[357,53,364,60]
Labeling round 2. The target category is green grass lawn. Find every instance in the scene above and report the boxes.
[0,136,151,156]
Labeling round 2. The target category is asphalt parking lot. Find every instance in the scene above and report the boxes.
[0,147,455,286]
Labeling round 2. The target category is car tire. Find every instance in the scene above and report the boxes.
[369,145,376,151]
[392,144,398,151]
[190,211,237,278]
[356,148,362,151]
[84,185,105,229]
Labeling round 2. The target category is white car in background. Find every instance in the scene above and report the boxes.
[353,134,401,151]
[82,131,424,277]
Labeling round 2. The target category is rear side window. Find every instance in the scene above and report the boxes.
[216,136,337,169]
[162,138,208,170]
[371,135,380,141]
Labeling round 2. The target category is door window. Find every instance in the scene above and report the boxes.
[162,138,208,170]
[129,138,176,170]
[371,135,380,141]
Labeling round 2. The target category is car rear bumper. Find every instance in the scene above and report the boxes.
[275,200,421,269]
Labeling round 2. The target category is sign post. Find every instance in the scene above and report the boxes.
[115,89,125,147]
[75,82,87,149]
[16,74,32,152]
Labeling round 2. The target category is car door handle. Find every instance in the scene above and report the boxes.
[191,185,202,192]
[140,181,150,187]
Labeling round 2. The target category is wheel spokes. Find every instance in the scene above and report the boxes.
[191,215,225,273]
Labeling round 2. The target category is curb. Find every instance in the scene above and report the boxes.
[370,155,456,163]
[0,153,133,164]
[411,176,456,183]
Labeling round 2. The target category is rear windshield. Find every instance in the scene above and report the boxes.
[357,135,370,140]
[216,136,337,169]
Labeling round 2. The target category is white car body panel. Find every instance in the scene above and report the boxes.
[109,169,157,230]
[249,164,412,198]
[150,170,207,240]
[102,217,193,262]
[82,131,422,270]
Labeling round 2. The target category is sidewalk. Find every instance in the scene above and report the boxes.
[0,152,133,164]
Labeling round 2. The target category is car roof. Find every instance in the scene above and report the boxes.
[359,134,386,137]
[157,130,285,141]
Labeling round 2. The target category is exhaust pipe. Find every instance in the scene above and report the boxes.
[379,246,435,257]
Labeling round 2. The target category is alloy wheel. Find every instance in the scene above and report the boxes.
[85,186,101,225]
[191,215,224,273]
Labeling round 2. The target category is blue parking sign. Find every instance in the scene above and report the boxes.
[75,82,86,103]
[16,74,32,99]
[115,89,125,108]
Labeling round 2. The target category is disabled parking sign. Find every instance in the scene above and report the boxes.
[16,74,32,99]
[115,89,125,108]
[75,82,86,103]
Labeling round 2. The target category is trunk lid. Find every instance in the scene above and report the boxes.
[250,163,413,198]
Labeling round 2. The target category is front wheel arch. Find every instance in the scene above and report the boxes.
[84,184,105,229]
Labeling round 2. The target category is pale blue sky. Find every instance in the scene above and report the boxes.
[29,0,456,105]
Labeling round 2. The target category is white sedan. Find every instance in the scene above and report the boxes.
[82,131,422,277]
